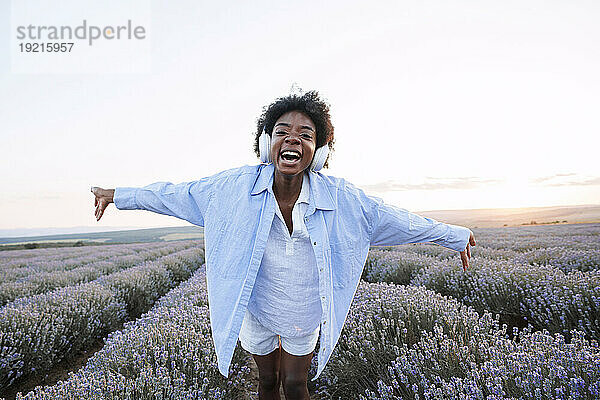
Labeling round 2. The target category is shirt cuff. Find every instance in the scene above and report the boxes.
[113,187,139,210]
[446,224,472,252]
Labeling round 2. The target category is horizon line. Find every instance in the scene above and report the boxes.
[1,202,599,238]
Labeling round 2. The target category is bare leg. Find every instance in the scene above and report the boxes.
[280,347,313,400]
[253,345,282,400]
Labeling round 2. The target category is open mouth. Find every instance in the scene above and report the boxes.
[280,150,302,163]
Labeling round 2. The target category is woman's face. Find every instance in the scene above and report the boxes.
[270,110,317,176]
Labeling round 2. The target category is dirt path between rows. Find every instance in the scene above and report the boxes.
[0,338,106,400]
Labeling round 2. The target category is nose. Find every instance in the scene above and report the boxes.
[284,134,300,145]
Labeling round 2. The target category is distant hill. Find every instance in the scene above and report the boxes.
[0,226,204,246]
[1,204,599,247]
[0,226,147,238]
[417,204,600,228]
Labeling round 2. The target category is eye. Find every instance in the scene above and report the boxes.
[301,133,314,140]
[275,131,287,136]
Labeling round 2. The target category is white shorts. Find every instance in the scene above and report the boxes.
[238,308,320,356]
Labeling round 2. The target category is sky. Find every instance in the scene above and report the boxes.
[1,0,599,235]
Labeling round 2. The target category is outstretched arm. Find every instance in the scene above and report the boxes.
[369,198,476,271]
[91,178,213,227]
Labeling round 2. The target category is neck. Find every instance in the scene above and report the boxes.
[273,170,304,204]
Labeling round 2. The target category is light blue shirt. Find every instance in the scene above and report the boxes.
[248,171,322,337]
[114,163,472,381]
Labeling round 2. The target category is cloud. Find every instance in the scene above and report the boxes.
[530,174,600,187]
[531,173,577,184]
[361,177,504,192]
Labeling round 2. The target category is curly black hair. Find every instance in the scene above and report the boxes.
[253,90,335,168]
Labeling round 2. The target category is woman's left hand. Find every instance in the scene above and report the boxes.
[459,232,476,272]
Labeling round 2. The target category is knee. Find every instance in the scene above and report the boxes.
[258,372,279,392]
[282,374,307,398]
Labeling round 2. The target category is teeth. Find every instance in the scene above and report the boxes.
[281,151,300,158]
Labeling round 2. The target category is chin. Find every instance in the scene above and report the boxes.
[275,163,308,176]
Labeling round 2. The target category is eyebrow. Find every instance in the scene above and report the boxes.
[274,122,315,133]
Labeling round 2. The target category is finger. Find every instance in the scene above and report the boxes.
[460,251,468,271]
[95,196,98,207]
[470,233,476,246]
[467,243,471,258]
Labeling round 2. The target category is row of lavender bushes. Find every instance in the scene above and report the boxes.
[377,237,600,274]
[0,246,204,392]
[402,242,600,274]
[454,223,599,252]
[13,266,250,400]
[0,245,122,267]
[0,240,192,270]
[363,247,600,342]
[0,241,196,306]
[310,281,600,399]
[515,247,600,273]
[412,257,600,342]
[0,241,191,281]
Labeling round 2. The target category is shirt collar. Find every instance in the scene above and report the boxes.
[250,163,335,211]
[297,172,309,205]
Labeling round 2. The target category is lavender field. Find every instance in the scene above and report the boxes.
[1,224,599,399]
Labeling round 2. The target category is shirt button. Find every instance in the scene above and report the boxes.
[313,242,317,245]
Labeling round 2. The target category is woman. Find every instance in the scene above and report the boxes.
[92,91,476,400]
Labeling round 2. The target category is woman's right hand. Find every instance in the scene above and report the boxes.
[91,187,115,221]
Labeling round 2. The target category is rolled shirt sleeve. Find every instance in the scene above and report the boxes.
[113,187,139,210]
[113,179,213,227]
[369,198,472,252]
